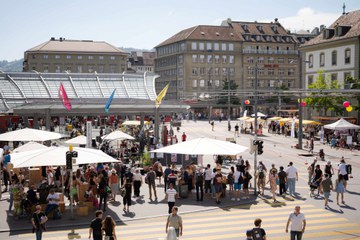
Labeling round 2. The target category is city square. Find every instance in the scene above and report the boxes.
[1,1,360,240]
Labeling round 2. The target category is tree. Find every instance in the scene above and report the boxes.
[345,76,360,119]
[217,79,240,105]
[305,70,345,116]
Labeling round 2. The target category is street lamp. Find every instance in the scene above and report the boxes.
[227,69,231,131]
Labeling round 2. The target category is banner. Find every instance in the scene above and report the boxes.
[86,121,92,148]
[155,83,169,108]
[58,83,72,111]
[104,89,116,114]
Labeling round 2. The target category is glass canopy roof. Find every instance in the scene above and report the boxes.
[0,71,158,113]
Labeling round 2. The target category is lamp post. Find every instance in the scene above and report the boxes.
[227,69,231,131]
[253,62,258,195]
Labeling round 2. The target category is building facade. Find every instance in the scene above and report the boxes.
[154,19,310,102]
[23,38,128,73]
[301,10,360,90]
[127,51,155,73]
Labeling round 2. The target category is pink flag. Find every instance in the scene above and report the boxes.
[58,83,72,111]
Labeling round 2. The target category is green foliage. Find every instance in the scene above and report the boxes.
[305,70,345,116]
[345,76,360,112]
[141,147,151,166]
[217,80,240,105]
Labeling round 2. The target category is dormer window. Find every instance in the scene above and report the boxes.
[216,32,220,36]
[272,25,278,33]
[276,36,281,42]
[286,37,290,42]
[257,25,263,32]
[200,31,205,35]
[242,24,248,31]
[266,36,271,41]
[256,35,261,41]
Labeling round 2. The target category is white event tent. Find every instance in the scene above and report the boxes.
[324,118,360,130]
[102,130,135,141]
[13,142,48,153]
[0,128,63,142]
[65,135,87,145]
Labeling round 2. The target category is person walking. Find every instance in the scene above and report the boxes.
[195,168,204,201]
[211,120,215,131]
[98,174,108,212]
[286,162,298,197]
[285,206,306,240]
[235,123,239,137]
[102,215,117,240]
[109,169,118,201]
[268,169,278,202]
[242,169,252,199]
[257,161,267,196]
[251,218,267,240]
[122,172,133,212]
[31,204,48,240]
[312,164,323,196]
[181,132,187,142]
[214,168,223,204]
[335,174,346,205]
[165,183,178,214]
[133,169,142,198]
[278,166,287,196]
[164,164,172,193]
[88,210,103,240]
[320,173,333,208]
[338,158,348,190]
[233,166,243,201]
[204,164,212,195]
[324,161,334,179]
[165,206,183,238]
[146,167,157,201]
[307,159,317,185]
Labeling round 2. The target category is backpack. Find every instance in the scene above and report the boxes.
[252,227,263,240]
[258,171,265,179]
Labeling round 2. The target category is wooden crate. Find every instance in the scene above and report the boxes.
[59,202,65,213]
[83,201,94,211]
[29,168,43,186]
[76,205,89,216]
[78,182,89,202]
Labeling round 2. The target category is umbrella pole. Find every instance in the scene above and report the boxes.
[61,166,64,196]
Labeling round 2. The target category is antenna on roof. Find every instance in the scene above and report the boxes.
[342,2,346,14]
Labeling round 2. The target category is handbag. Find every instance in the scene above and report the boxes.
[105,186,112,194]
[119,186,126,197]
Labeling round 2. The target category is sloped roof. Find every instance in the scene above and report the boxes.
[26,39,126,54]
[302,10,360,47]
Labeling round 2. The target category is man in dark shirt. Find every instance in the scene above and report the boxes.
[278,166,287,196]
[27,185,38,205]
[252,218,267,240]
[89,210,103,240]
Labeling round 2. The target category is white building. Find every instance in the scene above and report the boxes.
[301,10,360,89]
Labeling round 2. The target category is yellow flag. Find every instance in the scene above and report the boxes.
[155,83,169,108]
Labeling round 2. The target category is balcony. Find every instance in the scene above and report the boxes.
[242,49,298,55]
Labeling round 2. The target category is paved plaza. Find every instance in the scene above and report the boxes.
[1,119,360,239]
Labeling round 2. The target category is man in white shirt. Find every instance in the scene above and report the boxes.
[45,189,59,216]
[286,162,298,196]
[285,206,306,240]
[204,164,213,194]
[165,183,178,214]
[338,158,348,190]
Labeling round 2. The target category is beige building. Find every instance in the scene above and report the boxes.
[23,37,128,73]
[127,51,155,73]
[155,19,303,102]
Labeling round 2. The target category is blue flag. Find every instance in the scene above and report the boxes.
[104,89,116,114]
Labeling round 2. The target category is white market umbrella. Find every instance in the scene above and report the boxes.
[13,142,48,153]
[251,112,266,117]
[10,146,118,168]
[102,130,135,141]
[0,128,63,142]
[324,118,360,130]
[65,135,87,145]
[151,137,247,155]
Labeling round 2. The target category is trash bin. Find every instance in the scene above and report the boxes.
[180,184,188,198]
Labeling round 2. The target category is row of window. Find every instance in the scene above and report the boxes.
[191,42,235,51]
[157,43,186,56]
[40,54,122,61]
[36,64,123,73]
[192,79,221,88]
[192,67,235,76]
[246,56,295,64]
[247,79,295,88]
[192,55,235,64]
[307,72,352,86]
[243,34,292,43]
[308,48,351,68]
[247,68,295,76]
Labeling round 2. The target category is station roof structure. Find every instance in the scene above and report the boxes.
[0,71,188,116]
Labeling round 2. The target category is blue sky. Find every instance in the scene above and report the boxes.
[1,0,359,60]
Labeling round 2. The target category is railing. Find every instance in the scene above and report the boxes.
[242,49,298,55]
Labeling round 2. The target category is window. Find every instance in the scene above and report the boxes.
[214,55,220,63]
[110,65,116,73]
[199,79,205,88]
[178,55,183,64]
[288,58,294,64]
[98,65,104,73]
[278,58,284,64]
[55,65,61,73]
[229,68,235,76]
[266,36,271,41]
[256,36,261,41]
[319,52,325,67]
[206,42,212,50]
[77,65,82,73]
[331,51,337,66]
[345,48,351,64]
[331,73,337,81]
[199,42,205,50]
[214,43,219,51]
[287,80,294,88]
[110,56,116,60]
[221,43,227,51]
[88,56,94,60]
[77,55,83,60]
[308,54,313,68]
[200,67,206,75]
[191,42,197,50]
[65,65,72,72]
[222,68,227,75]
[192,79,197,88]
[192,68,198,76]
[99,56,104,60]
[344,72,352,89]
[88,65,94,73]
[66,55,71,59]
[199,55,205,63]
[278,69,285,76]
[248,67,254,75]
[268,68,275,75]
[180,43,185,51]
[269,80,275,87]
[288,68,295,76]
[229,55,234,64]
[214,68,220,76]
[192,55,197,63]
[55,55,60,59]
[257,68,264,75]
[268,57,274,63]
[207,55,212,63]
[43,65,49,73]
[247,57,254,63]
[214,80,220,87]
[308,75,314,85]
[222,55,227,63]
[229,43,234,51]
[257,57,264,63]
[43,55,48,59]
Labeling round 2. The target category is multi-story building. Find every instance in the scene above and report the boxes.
[127,51,155,73]
[23,37,128,73]
[301,10,360,90]
[155,18,302,102]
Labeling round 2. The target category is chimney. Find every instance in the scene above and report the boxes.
[59,37,63,42]
[320,25,326,32]
[50,37,55,41]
